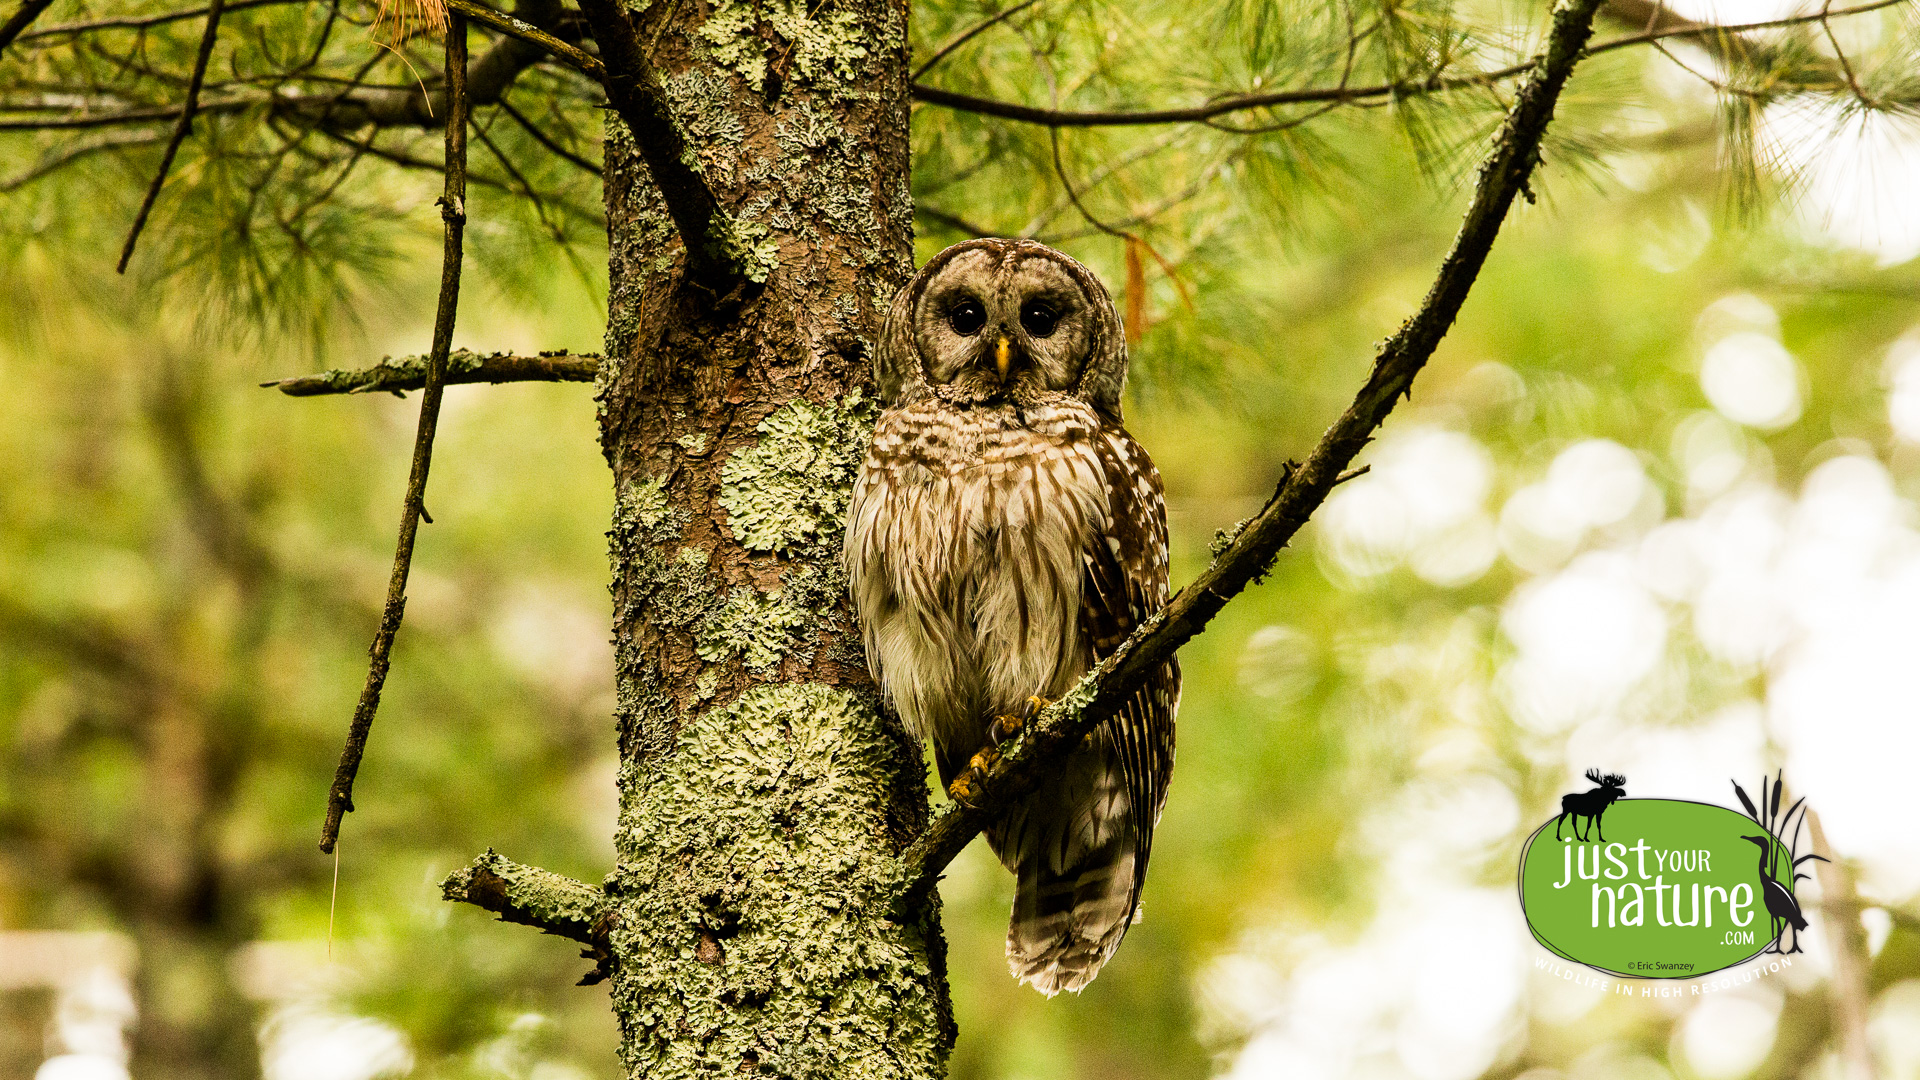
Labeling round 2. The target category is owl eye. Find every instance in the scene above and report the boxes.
[1020,302,1059,339]
[947,300,987,336]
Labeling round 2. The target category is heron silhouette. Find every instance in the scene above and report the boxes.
[1741,834,1808,954]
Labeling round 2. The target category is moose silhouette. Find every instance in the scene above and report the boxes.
[1554,769,1626,842]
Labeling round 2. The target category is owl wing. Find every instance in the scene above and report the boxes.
[1081,424,1179,896]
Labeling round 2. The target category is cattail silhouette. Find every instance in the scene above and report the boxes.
[1731,773,1829,955]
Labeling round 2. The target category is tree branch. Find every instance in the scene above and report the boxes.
[448,0,602,79]
[892,0,1613,909]
[496,95,603,175]
[0,0,56,55]
[12,0,298,43]
[1589,0,1910,71]
[913,204,996,239]
[264,348,599,395]
[320,14,469,854]
[912,0,1040,82]
[1,130,166,192]
[1,2,582,136]
[441,849,614,984]
[1807,812,1876,1080]
[571,0,760,292]
[907,0,1906,128]
[116,0,226,273]
[440,849,605,944]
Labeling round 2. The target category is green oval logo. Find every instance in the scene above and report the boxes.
[1519,797,1802,978]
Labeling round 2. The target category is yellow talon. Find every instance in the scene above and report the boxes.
[948,768,986,807]
[1027,695,1052,713]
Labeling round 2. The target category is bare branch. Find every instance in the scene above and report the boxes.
[893,0,1614,907]
[116,0,227,273]
[572,0,760,292]
[447,0,601,81]
[440,849,604,944]
[264,348,599,395]
[321,13,469,854]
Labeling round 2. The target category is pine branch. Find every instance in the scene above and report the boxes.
[0,130,165,192]
[115,0,226,273]
[320,14,470,855]
[496,95,602,175]
[914,204,996,238]
[908,0,1907,128]
[12,0,297,44]
[1,0,589,139]
[912,0,1041,81]
[892,0,1614,910]
[572,0,762,293]
[265,349,600,395]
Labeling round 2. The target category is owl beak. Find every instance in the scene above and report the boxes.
[994,335,1012,381]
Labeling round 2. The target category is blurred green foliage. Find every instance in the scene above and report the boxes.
[5,0,1920,1075]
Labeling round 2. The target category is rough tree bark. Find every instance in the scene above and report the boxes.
[592,0,950,1076]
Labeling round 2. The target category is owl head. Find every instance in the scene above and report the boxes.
[876,239,1128,418]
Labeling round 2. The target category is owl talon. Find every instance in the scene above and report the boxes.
[947,746,1002,807]
[1026,695,1052,715]
[948,766,987,808]
[988,713,1025,745]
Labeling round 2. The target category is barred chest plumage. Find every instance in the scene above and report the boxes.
[850,238,1176,996]
[844,391,1110,782]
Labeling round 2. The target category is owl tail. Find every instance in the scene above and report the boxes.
[993,751,1145,996]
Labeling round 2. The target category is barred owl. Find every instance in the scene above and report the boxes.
[844,238,1179,995]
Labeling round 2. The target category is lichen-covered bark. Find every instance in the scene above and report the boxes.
[596,0,950,1074]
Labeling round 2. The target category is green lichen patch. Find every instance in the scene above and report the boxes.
[695,585,807,672]
[609,683,948,1078]
[613,475,673,535]
[727,218,780,285]
[693,0,872,89]
[718,395,874,554]
[675,433,708,455]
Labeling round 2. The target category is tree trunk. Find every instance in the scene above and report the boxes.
[595,0,954,1074]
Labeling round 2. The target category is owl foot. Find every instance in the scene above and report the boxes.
[987,713,1025,745]
[948,745,1001,808]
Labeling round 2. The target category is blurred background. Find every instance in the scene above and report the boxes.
[4,0,1920,1074]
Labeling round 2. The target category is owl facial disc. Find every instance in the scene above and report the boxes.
[875,238,1129,418]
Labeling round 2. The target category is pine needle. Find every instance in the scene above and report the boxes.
[371,0,446,46]
[1125,236,1146,343]
[328,838,340,962]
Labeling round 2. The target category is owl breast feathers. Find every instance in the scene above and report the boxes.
[844,238,1179,996]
